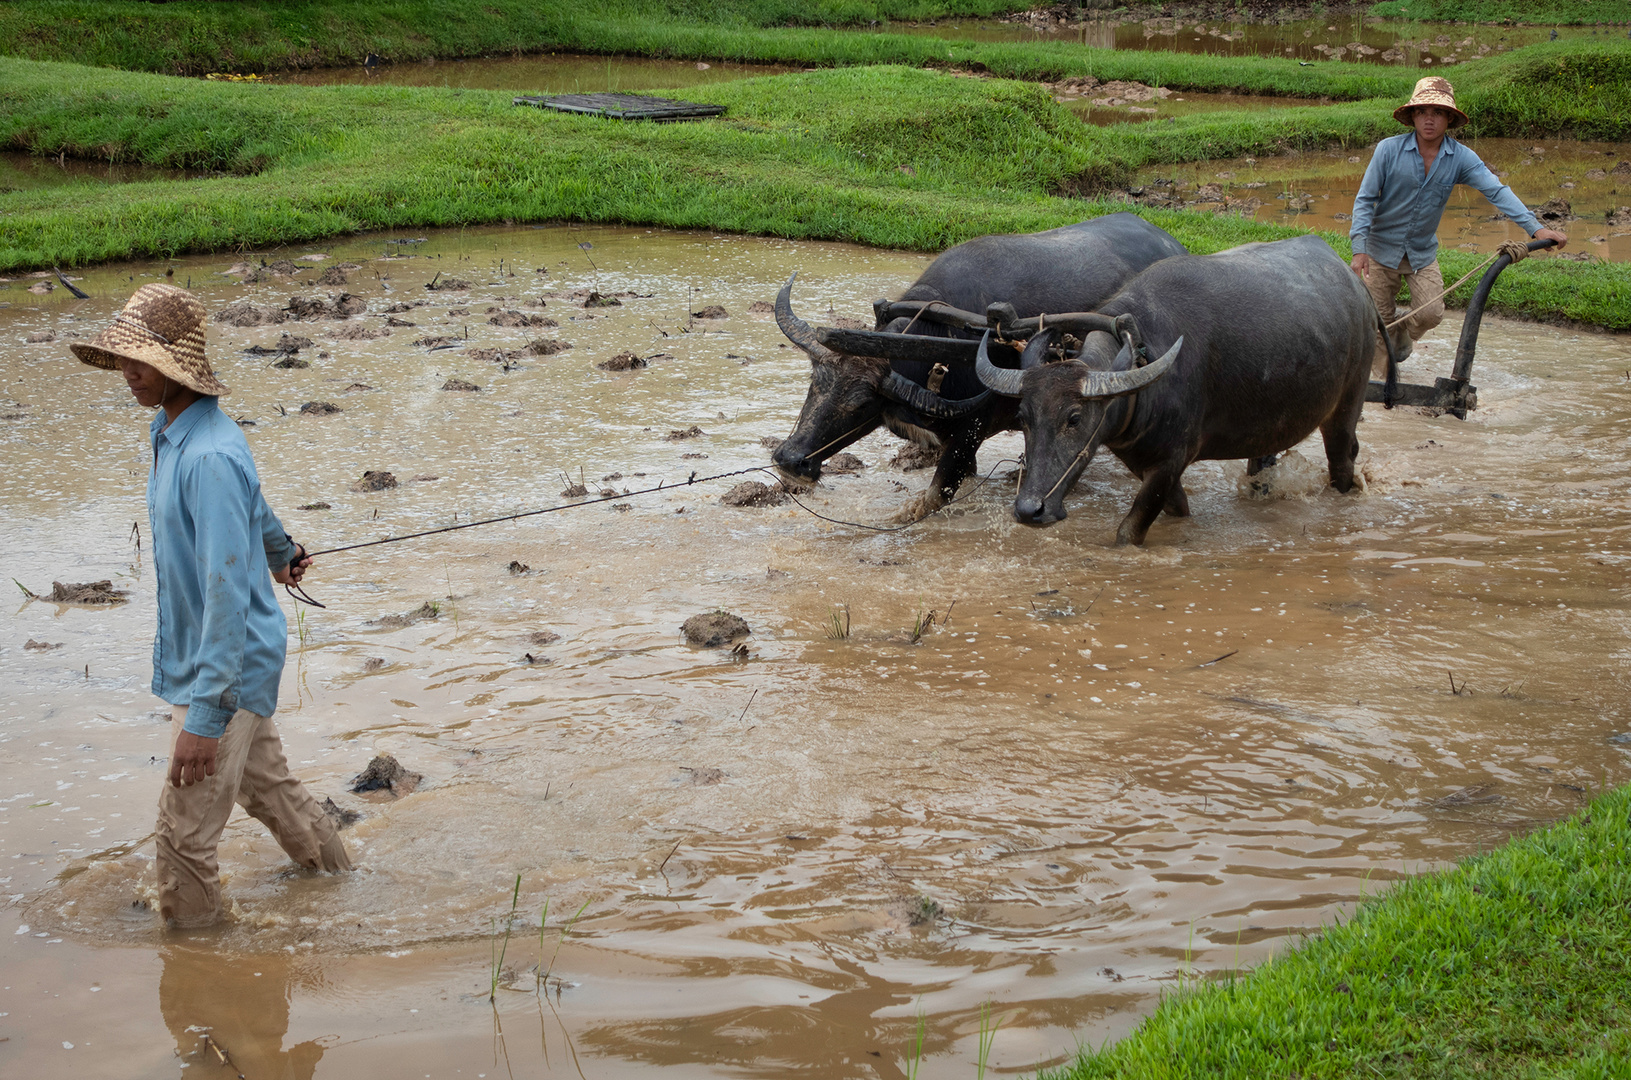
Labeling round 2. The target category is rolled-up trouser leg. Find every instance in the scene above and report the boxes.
[235,712,352,872]
[1400,258,1446,341]
[155,705,259,928]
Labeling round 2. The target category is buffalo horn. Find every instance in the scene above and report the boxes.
[975,330,1026,397]
[1079,336,1183,399]
[878,371,992,419]
[775,274,843,363]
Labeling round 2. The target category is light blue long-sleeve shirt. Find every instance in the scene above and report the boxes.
[148,398,299,739]
[1350,131,1542,271]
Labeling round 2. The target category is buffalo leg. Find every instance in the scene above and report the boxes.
[1163,479,1190,518]
[892,426,981,523]
[1320,401,1364,493]
[1116,463,1183,546]
[1246,454,1278,476]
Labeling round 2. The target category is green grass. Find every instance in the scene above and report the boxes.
[1046,783,1631,1080]
[1,50,1626,328]
[1369,0,1631,24]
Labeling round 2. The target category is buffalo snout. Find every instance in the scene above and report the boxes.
[772,441,822,482]
[1014,493,1066,525]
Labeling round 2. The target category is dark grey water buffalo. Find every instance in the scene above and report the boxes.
[773,213,1187,521]
[976,235,1383,546]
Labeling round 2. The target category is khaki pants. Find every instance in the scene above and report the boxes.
[156,705,351,928]
[1363,256,1445,376]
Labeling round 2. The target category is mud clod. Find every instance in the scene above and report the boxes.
[508,560,531,575]
[598,352,647,371]
[748,300,775,314]
[349,753,423,797]
[362,657,386,672]
[298,501,332,510]
[42,580,129,605]
[560,479,589,497]
[1608,206,1631,228]
[427,276,471,291]
[691,305,728,320]
[369,601,439,628]
[352,470,399,491]
[213,300,288,327]
[488,310,555,328]
[889,444,939,471]
[681,766,726,785]
[24,639,63,650]
[441,378,480,392]
[529,630,562,646]
[826,452,865,473]
[721,481,789,508]
[331,324,391,340]
[300,401,342,416]
[321,797,364,827]
[526,338,572,356]
[317,266,349,287]
[666,426,705,441]
[682,610,751,647]
[584,292,622,308]
[25,330,55,344]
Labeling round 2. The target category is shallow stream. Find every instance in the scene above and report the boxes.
[2,224,1629,1078]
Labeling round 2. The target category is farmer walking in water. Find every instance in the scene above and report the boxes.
[1350,76,1567,374]
[71,284,351,929]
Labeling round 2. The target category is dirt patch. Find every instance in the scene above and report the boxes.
[38,580,129,605]
[330,324,390,341]
[826,452,865,473]
[413,335,454,348]
[666,426,706,441]
[680,767,726,785]
[297,501,331,510]
[384,301,425,314]
[24,639,62,650]
[508,560,531,575]
[441,378,480,391]
[246,332,316,355]
[692,305,728,320]
[24,330,55,344]
[529,630,562,646]
[349,753,423,798]
[463,348,526,364]
[288,293,369,320]
[681,610,751,647]
[352,470,398,491]
[213,300,288,327]
[527,338,572,356]
[368,601,439,629]
[426,276,471,291]
[721,480,789,508]
[890,443,939,471]
[1535,197,1574,224]
[317,266,348,287]
[1608,206,1631,228]
[598,353,647,371]
[299,401,342,416]
[584,291,622,308]
[748,300,775,314]
[344,383,372,392]
[385,316,415,327]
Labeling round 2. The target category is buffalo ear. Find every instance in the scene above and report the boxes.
[1113,337,1135,371]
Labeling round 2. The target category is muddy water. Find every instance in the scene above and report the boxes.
[885,13,1600,66]
[267,53,794,93]
[3,224,1630,1078]
[0,151,206,192]
[1129,138,1631,264]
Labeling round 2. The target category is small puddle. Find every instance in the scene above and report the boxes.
[1120,139,1631,264]
[883,13,1599,66]
[266,53,795,93]
[0,150,207,192]
[2,223,1629,1077]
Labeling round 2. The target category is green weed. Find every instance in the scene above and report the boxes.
[489,872,522,1002]
[976,1001,1004,1080]
[825,603,851,640]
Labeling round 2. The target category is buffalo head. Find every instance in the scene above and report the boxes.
[977,327,1181,525]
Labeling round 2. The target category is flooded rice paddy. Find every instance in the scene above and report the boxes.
[2,224,1630,1078]
[266,53,794,93]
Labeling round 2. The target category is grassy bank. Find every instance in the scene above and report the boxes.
[1,56,1626,327]
[1369,0,1631,23]
[1047,783,1631,1079]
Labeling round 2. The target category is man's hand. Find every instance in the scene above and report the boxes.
[1350,252,1370,279]
[170,730,219,787]
[1535,228,1568,251]
[272,543,312,586]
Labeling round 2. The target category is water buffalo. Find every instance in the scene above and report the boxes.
[772,213,1187,521]
[976,235,1384,546]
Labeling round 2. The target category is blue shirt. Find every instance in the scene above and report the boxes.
[1350,131,1541,272]
[148,398,299,739]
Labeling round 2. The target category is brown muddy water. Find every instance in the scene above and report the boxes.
[1125,138,1631,264]
[885,12,1604,66]
[0,151,208,192]
[3,223,1630,1078]
[266,53,794,93]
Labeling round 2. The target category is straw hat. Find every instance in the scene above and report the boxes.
[70,283,230,397]
[1393,76,1468,128]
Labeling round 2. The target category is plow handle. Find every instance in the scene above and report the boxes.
[1451,237,1558,385]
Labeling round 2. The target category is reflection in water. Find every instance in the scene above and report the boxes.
[2,223,1629,1077]
[0,150,208,192]
[160,944,326,1078]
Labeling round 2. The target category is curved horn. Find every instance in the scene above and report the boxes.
[775,273,842,362]
[1079,336,1183,399]
[1019,327,1057,371]
[975,330,1026,397]
[878,372,993,419]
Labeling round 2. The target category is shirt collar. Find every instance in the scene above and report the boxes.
[151,396,219,448]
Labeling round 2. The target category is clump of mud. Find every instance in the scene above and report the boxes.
[889,443,938,471]
[529,630,562,646]
[560,477,589,497]
[442,378,480,391]
[826,452,865,473]
[385,316,416,327]
[692,305,728,320]
[508,560,531,574]
[1535,197,1574,224]
[24,639,62,650]
[24,330,55,344]
[300,401,342,416]
[32,580,129,605]
[321,797,363,827]
[463,348,525,364]
[680,766,726,785]
[317,266,349,287]
[747,300,775,314]
[584,292,622,308]
[244,332,316,357]
[298,501,331,510]
[289,293,368,320]
[352,470,398,491]
[526,338,572,356]
[721,481,789,508]
[213,300,288,327]
[488,309,555,328]
[349,754,422,797]
[598,352,646,371]
[760,436,785,452]
[413,335,453,348]
[1608,206,1631,228]
[681,610,750,647]
[369,601,439,628]
[426,276,470,291]
[667,426,706,441]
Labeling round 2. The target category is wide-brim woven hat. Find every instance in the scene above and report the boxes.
[69,283,230,397]
[1393,76,1468,128]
